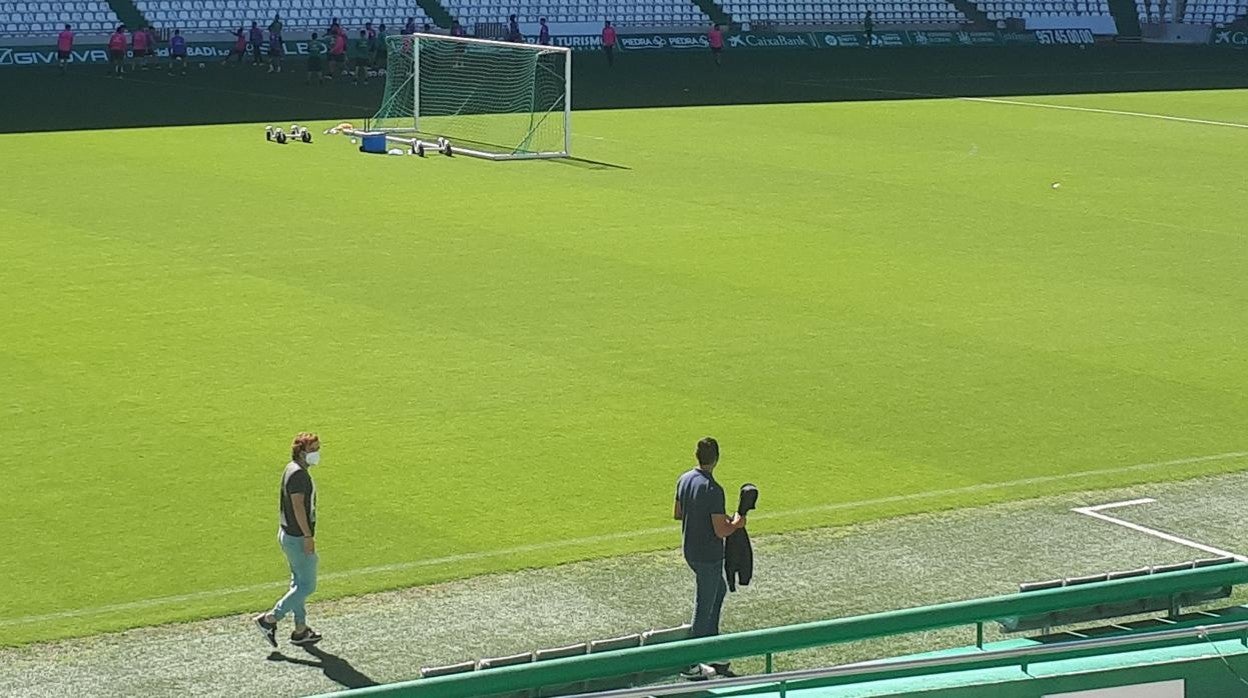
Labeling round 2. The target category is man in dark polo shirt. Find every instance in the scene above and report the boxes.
[254,432,323,648]
[675,437,746,678]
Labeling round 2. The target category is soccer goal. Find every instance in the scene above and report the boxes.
[370,33,571,160]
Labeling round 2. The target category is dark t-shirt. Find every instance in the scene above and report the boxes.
[676,467,726,563]
[279,462,316,537]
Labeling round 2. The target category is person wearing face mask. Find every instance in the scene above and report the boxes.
[254,432,323,647]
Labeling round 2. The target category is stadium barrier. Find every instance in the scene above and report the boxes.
[312,562,1248,698]
[1211,28,1248,44]
[0,28,1098,68]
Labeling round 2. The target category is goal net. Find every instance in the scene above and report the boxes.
[371,33,571,159]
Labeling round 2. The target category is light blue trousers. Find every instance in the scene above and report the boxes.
[272,529,318,626]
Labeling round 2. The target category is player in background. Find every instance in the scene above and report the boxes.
[863,10,874,47]
[107,25,126,77]
[327,27,347,80]
[351,29,371,85]
[267,28,284,73]
[228,26,247,65]
[306,31,325,85]
[538,17,550,45]
[326,17,342,38]
[365,20,378,69]
[401,17,417,35]
[707,23,723,66]
[268,13,283,40]
[249,21,264,65]
[601,20,617,66]
[507,14,522,42]
[129,25,148,71]
[168,29,188,75]
[450,19,467,67]
[56,24,74,74]
[373,23,388,70]
[146,25,157,67]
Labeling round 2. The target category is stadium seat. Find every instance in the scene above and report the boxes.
[475,651,533,670]
[534,642,588,660]
[533,643,589,696]
[640,624,692,645]
[588,633,642,652]
[418,660,476,678]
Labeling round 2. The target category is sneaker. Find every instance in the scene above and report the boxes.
[709,662,736,678]
[290,627,323,646]
[253,614,277,648]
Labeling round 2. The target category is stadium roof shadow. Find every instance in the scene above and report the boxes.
[1,45,1246,135]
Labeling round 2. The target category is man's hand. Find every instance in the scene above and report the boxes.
[712,513,747,539]
[303,537,316,555]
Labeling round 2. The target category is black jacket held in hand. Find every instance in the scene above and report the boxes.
[725,483,759,592]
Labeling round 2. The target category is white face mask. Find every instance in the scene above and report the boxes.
[305,451,321,466]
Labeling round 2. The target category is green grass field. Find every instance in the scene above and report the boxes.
[2,46,1247,648]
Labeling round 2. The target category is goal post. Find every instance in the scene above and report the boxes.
[371,33,572,160]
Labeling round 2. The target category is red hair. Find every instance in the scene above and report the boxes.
[291,432,320,461]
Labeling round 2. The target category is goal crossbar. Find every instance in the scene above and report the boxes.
[406,31,571,53]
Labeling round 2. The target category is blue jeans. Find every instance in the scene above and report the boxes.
[272,529,318,626]
[688,558,727,638]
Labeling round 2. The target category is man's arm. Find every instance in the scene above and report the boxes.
[711,513,746,538]
[674,500,683,521]
[290,493,316,553]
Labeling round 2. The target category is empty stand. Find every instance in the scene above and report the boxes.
[0,1,118,35]
[1135,0,1246,24]
[976,0,1111,21]
[1134,0,1172,22]
[1178,0,1246,24]
[722,1,966,25]
[442,0,708,27]
[132,0,432,32]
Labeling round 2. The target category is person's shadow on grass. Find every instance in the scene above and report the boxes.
[267,646,379,689]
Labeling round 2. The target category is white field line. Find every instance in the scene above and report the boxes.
[1072,500,1248,563]
[961,96,1248,130]
[1083,497,1156,513]
[3,450,1246,629]
[786,80,1248,131]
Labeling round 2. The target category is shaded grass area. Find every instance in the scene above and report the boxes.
[1,45,1248,134]
[6,473,1248,698]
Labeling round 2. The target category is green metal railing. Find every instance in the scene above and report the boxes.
[315,562,1248,698]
